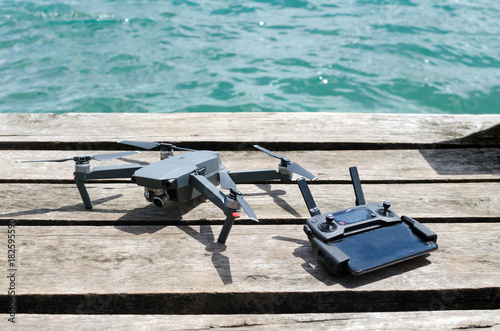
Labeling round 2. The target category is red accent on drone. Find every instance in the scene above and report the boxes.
[232,211,242,218]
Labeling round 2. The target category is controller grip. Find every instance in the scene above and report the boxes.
[311,237,350,276]
[402,215,438,242]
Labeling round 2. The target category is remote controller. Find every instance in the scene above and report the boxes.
[297,167,438,276]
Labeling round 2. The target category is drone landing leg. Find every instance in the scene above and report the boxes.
[74,164,144,210]
[74,173,93,209]
[218,214,237,244]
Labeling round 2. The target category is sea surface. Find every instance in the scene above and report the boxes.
[1,0,499,114]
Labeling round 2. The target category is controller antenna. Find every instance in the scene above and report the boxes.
[297,177,321,216]
[349,166,365,206]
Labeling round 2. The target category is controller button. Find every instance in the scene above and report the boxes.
[376,200,395,217]
[319,214,337,232]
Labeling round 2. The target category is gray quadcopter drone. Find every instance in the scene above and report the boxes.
[18,142,317,244]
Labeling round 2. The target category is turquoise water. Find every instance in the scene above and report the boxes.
[1,0,499,114]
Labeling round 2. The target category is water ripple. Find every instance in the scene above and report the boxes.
[0,0,499,113]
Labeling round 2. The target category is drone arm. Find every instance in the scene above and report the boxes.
[190,174,226,211]
[85,163,144,180]
[192,173,257,244]
[228,169,291,183]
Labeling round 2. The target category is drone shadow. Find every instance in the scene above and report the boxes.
[2,178,301,286]
[115,222,233,285]
[0,194,126,220]
[273,235,433,288]
[253,183,302,218]
[111,181,306,285]
[113,195,208,234]
[113,196,233,285]
[178,225,233,285]
[110,181,304,285]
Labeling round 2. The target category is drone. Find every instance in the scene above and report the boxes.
[18,142,317,244]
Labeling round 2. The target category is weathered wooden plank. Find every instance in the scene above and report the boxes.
[3,310,500,330]
[0,223,498,313]
[1,112,498,321]
[1,113,499,145]
[0,182,497,222]
[2,149,500,181]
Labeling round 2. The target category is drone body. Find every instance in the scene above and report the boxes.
[20,142,317,244]
[132,150,225,205]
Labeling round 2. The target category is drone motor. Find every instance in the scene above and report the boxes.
[74,159,91,173]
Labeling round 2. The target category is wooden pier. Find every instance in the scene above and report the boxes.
[1,112,499,329]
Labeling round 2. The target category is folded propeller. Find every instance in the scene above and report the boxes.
[253,145,317,181]
[16,151,140,163]
[219,171,258,222]
[118,140,197,152]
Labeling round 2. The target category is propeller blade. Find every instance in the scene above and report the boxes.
[118,140,197,152]
[91,151,140,162]
[118,140,159,150]
[253,145,282,159]
[16,151,140,164]
[220,172,259,222]
[16,157,74,163]
[220,171,236,189]
[236,195,259,222]
[254,145,317,180]
[287,162,318,181]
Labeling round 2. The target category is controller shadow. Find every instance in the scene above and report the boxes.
[273,235,433,288]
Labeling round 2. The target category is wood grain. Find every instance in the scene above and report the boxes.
[0,223,498,313]
[3,310,500,331]
[2,113,499,145]
[0,182,498,223]
[1,112,498,325]
[2,149,499,182]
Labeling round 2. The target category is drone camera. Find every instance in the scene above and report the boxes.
[144,188,169,207]
[153,193,169,207]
